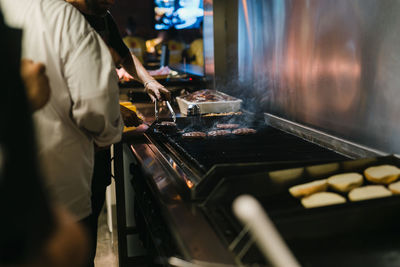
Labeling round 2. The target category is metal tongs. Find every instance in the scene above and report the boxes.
[155,98,176,123]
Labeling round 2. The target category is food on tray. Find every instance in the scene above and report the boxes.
[301,192,346,208]
[159,121,176,127]
[289,179,328,198]
[342,158,378,171]
[182,131,206,139]
[216,123,240,129]
[327,173,363,193]
[148,66,173,76]
[269,167,304,184]
[388,181,400,194]
[203,112,242,117]
[207,130,231,137]
[348,185,392,201]
[181,89,238,103]
[177,90,242,115]
[364,165,400,184]
[306,163,340,177]
[232,128,257,135]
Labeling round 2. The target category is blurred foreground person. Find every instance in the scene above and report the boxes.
[1,1,124,265]
[0,10,88,267]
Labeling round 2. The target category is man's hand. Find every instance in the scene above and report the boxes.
[144,80,171,102]
[116,67,134,83]
[120,105,143,127]
[20,59,51,111]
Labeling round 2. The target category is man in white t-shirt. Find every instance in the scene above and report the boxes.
[0,0,123,248]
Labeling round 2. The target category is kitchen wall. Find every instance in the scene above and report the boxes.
[230,0,400,153]
[110,0,155,39]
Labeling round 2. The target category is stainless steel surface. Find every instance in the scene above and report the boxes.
[154,99,159,122]
[235,0,400,153]
[155,99,177,123]
[166,101,177,123]
[213,0,239,91]
[265,113,387,159]
[203,0,215,87]
[186,104,201,116]
[129,142,237,265]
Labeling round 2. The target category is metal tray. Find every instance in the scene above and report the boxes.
[176,90,242,115]
[201,155,400,266]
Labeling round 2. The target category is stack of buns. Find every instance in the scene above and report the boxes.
[288,164,400,209]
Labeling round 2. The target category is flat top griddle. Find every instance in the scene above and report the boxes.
[147,115,347,174]
[201,156,400,267]
[146,115,348,199]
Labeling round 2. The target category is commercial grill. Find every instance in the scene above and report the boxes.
[144,114,347,200]
[133,112,400,266]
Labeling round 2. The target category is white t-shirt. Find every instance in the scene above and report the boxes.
[1,0,123,220]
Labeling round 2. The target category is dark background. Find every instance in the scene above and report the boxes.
[111,0,155,39]
[111,0,202,43]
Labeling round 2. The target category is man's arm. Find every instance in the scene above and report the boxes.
[104,14,170,102]
[120,53,171,102]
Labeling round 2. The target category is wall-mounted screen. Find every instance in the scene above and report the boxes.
[154,0,203,30]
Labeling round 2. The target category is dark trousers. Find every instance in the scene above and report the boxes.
[81,149,111,267]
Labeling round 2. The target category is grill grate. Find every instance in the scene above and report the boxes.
[148,116,347,175]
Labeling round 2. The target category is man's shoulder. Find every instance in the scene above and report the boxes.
[41,0,90,30]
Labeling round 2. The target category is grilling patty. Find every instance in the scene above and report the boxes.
[232,128,257,135]
[216,123,240,129]
[182,131,207,139]
[207,130,231,137]
[159,121,176,127]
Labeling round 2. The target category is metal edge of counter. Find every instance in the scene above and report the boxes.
[128,139,238,265]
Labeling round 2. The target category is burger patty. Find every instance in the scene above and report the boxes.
[159,121,176,127]
[232,128,257,135]
[207,130,231,137]
[216,123,240,129]
[182,131,207,139]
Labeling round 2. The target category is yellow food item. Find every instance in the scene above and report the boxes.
[388,181,400,194]
[364,165,400,184]
[289,179,328,198]
[327,173,363,193]
[348,185,392,201]
[301,192,346,208]
[306,163,340,177]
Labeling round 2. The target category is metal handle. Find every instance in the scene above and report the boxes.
[166,100,176,123]
[233,195,301,267]
[155,99,176,123]
[187,104,200,116]
[168,257,235,267]
[154,98,159,121]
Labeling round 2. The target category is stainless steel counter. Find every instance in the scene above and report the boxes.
[122,102,237,265]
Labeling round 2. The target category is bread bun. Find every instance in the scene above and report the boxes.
[342,158,377,171]
[301,192,346,208]
[269,167,304,184]
[388,181,400,194]
[348,185,392,202]
[306,163,340,178]
[289,179,327,198]
[327,172,363,193]
[364,165,400,184]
